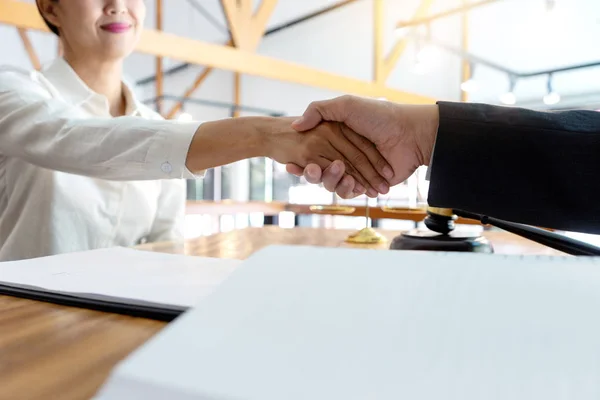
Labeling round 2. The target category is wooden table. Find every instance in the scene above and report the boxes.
[0,227,563,399]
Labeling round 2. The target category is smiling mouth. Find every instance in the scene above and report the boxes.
[100,23,132,33]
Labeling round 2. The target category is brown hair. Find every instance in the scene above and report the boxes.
[36,0,60,36]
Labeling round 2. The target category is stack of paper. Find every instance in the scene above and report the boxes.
[94,246,600,400]
[0,247,240,310]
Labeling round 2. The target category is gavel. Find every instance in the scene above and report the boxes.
[391,206,600,256]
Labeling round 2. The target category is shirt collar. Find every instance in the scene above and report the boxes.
[42,57,142,117]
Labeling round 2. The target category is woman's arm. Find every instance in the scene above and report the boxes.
[0,70,391,196]
[0,69,198,180]
[186,117,392,196]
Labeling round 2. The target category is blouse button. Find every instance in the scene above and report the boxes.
[161,162,172,174]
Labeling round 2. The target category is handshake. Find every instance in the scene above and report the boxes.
[274,95,440,199]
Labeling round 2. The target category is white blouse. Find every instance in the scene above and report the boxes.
[0,57,202,261]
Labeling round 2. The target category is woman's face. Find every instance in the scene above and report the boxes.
[40,0,146,61]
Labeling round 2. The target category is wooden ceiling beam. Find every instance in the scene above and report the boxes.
[233,72,241,117]
[373,0,384,84]
[248,0,278,51]
[0,1,435,104]
[381,0,436,83]
[165,39,233,119]
[220,0,277,52]
[156,0,164,114]
[460,0,470,102]
[220,0,248,49]
[166,66,214,119]
[16,27,40,70]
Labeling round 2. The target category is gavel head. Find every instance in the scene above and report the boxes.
[424,207,457,235]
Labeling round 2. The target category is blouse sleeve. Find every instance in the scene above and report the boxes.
[0,68,200,181]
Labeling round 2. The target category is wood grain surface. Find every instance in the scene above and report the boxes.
[0,227,563,399]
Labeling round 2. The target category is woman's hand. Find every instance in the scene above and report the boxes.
[259,117,393,197]
[185,115,393,197]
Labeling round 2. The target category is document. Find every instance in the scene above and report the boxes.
[0,247,240,309]
[94,246,600,400]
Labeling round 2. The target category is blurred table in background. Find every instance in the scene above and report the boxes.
[185,200,479,229]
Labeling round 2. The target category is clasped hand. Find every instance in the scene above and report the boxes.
[284,96,440,199]
[265,117,392,198]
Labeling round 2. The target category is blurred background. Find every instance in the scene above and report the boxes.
[2,0,599,241]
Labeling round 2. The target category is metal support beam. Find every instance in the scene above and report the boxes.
[185,0,230,35]
[519,61,600,78]
[424,36,514,75]
[146,95,285,117]
[420,34,600,79]
[137,63,191,86]
[264,0,358,36]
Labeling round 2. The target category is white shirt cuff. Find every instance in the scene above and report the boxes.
[147,121,206,179]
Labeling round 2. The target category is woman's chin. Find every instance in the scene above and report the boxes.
[99,45,135,61]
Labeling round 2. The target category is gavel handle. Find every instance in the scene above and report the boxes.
[454,209,600,256]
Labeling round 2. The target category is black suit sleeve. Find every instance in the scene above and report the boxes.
[427,101,600,234]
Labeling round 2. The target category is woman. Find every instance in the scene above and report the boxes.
[0,0,392,261]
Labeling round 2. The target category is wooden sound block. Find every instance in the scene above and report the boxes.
[389,229,494,253]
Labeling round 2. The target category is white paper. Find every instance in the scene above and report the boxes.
[0,247,240,307]
[96,246,600,400]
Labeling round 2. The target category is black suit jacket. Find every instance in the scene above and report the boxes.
[427,102,600,234]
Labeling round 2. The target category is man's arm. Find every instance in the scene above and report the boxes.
[428,102,600,233]
[290,96,600,234]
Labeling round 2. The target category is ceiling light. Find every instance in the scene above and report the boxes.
[460,79,478,93]
[413,60,429,75]
[543,74,560,105]
[416,45,440,65]
[394,26,409,38]
[500,92,516,105]
[460,64,478,93]
[543,92,561,105]
[500,75,517,105]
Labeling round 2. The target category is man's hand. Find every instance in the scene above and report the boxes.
[286,95,440,198]
[261,117,393,197]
